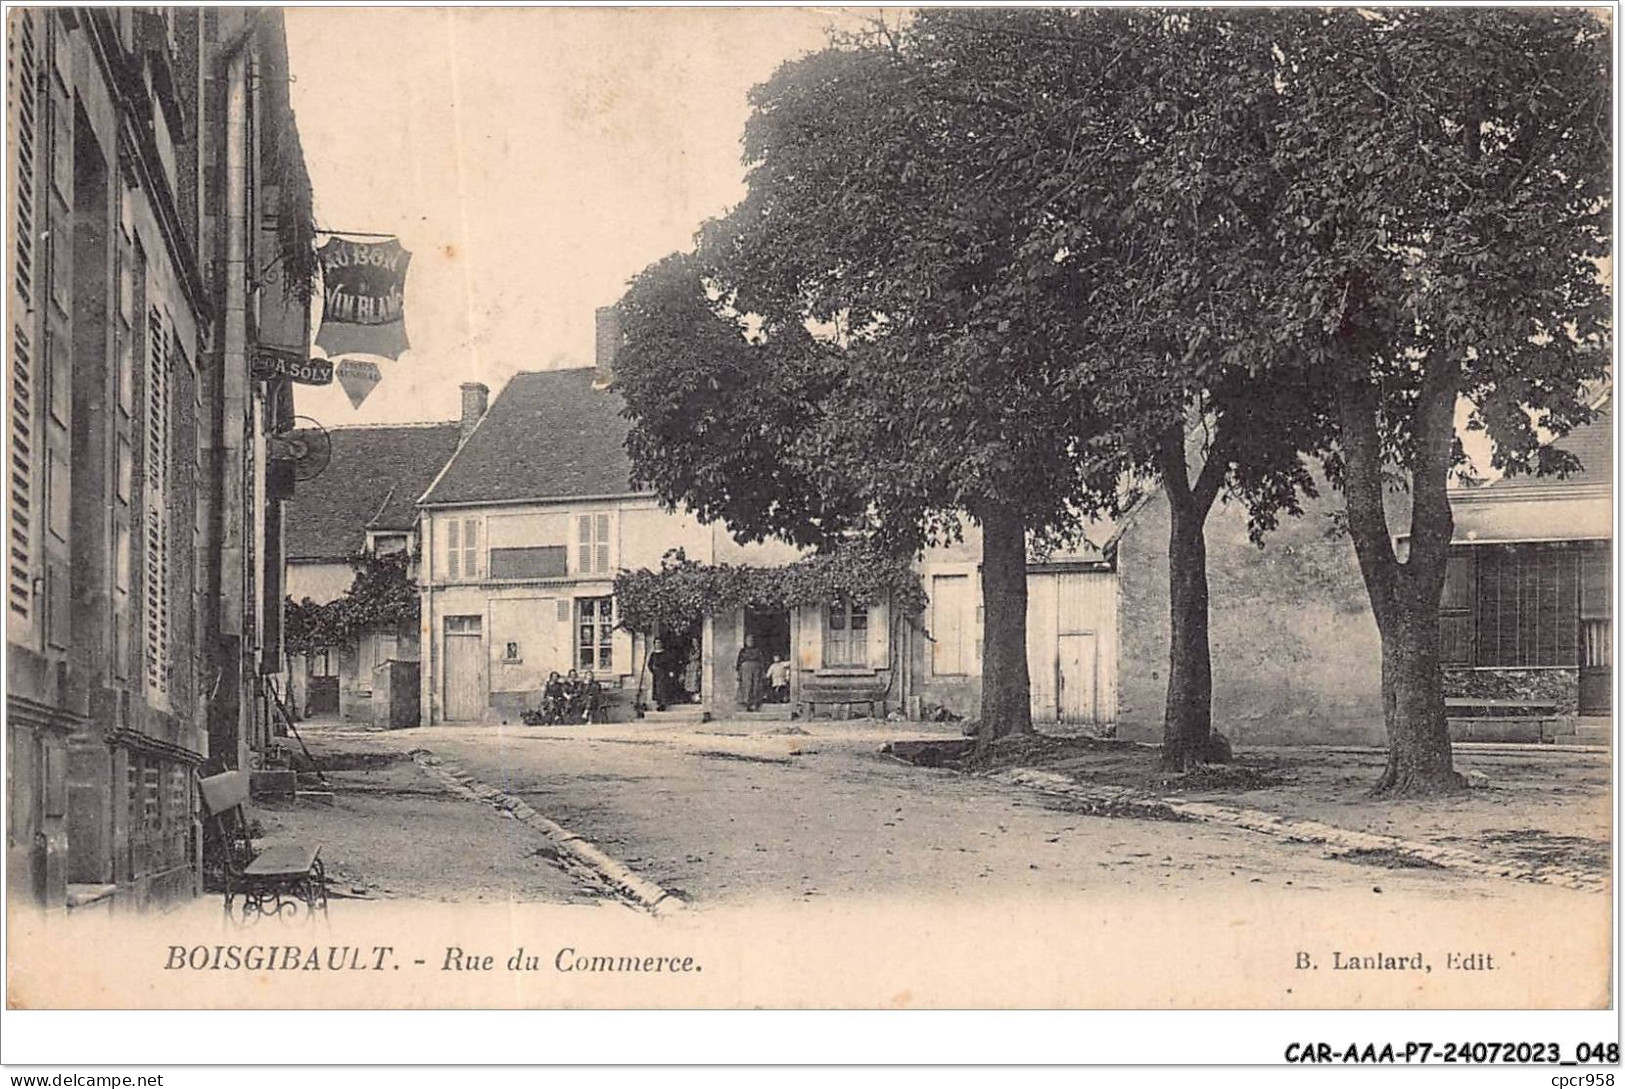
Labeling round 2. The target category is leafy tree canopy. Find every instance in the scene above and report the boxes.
[284,551,420,656]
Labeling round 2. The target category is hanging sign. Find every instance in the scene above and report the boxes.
[315,236,412,359]
[335,358,382,409]
[251,348,333,386]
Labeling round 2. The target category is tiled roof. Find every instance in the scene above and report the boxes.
[284,422,462,560]
[1442,398,1613,544]
[420,368,640,506]
[1459,396,1612,502]
[1385,396,1613,543]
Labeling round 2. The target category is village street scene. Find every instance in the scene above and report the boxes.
[4,7,1614,1017]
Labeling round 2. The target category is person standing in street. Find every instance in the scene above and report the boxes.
[648,639,682,711]
[736,635,767,712]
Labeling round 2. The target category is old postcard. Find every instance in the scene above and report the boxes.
[3,3,1616,1061]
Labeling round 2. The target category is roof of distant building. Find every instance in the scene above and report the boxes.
[420,368,641,506]
[1385,394,1613,545]
[284,422,463,561]
[1457,395,1612,503]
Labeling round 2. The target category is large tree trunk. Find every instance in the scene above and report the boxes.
[978,500,1033,747]
[1162,495,1220,768]
[1336,366,1466,797]
[1372,586,1460,794]
[1158,425,1231,769]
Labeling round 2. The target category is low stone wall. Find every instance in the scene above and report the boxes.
[1443,667,1580,715]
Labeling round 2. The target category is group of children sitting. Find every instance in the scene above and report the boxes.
[521,669,606,725]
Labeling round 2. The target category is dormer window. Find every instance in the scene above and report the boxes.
[370,532,409,556]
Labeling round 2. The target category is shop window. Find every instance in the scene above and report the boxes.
[576,597,613,671]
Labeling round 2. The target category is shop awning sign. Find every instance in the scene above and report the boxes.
[252,348,333,386]
[315,236,412,359]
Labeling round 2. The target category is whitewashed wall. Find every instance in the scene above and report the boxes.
[286,561,354,604]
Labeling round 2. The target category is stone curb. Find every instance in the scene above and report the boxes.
[406,748,685,915]
[992,768,1607,894]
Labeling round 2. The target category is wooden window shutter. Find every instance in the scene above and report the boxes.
[1581,545,1610,618]
[595,513,610,575]
[1439,552,1475,666]
[9,322,36,620]
[461,517,479,578]
[7,10,40,624]
[143,307,171,701]
[446,518,460,579]
[867,598,890,670]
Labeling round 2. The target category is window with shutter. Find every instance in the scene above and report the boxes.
[1439,552,1475,666]
[931,575,974,675]
[824,601,870,667]
[460,518,479,578]
[7,11,40,624]
[443,517,479,580]
[46,450,68,542]
[576,512,612,576]
[116,224,135,415]
[143,307,172,703]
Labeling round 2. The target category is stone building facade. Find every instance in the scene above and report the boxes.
[6,8,316,915]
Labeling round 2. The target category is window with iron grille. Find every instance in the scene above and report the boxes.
[1441,544,1609,670]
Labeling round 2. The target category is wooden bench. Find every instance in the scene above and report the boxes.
[797,676,889,720]
[199,770,328,921]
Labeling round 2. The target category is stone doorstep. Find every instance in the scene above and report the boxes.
[992,768,1605,893]
[638,707,710,724]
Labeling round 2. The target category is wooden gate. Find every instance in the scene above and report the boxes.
[1057,630,1099,724]
[1027,569,1118,725]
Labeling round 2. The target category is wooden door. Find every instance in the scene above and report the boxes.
[1057,631,1098,724]
[443,616,486,722]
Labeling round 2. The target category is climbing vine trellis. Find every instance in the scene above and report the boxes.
[284,550,420,655]
[613,543,927,636]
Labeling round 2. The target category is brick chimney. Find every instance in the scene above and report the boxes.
[459,382,489,440]
[594,305,621,389]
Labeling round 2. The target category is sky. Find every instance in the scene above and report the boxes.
[284,7,865,426]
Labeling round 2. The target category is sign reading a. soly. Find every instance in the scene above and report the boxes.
[335,358,382,409]
[252,349,333,386]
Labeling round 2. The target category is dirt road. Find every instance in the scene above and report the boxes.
[277,715,1606,912]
